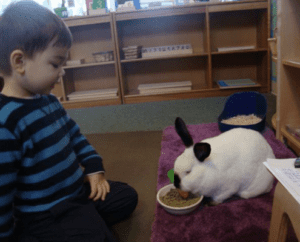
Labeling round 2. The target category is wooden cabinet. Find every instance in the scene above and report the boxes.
[275,0,300,155]
[53,0,270,108]
[54,14,122,109]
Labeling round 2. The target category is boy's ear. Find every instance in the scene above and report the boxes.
[10,50,26,75]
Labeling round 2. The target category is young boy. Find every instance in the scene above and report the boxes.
[0,1,138,241]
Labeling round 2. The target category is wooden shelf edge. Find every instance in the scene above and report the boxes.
[212,48,268,55]
[282,59,300,69]
[281,127,300,155]
[120,53,208,63]
[114,0,267,21]
[123,86,268,103]
[64,61,115,69]
[272,113,277,130]
[64,14,111,27]
[114,4,206,21]
[61,98,121,109]
[208,1,268,12]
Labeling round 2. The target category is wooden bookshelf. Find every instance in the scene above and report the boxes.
[52,1,270,108]
[53,13,122,107]
[275,0,300,156]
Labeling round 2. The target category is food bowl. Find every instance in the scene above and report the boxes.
[218,91,267,133]
[157,184,203,215]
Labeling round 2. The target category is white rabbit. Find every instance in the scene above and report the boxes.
[173,117,274,205]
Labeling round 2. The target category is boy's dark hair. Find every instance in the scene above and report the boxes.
[0,1,73,76]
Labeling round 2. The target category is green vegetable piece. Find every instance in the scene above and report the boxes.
[167,169,174,183]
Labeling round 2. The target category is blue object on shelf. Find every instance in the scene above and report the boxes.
[218,91,267,133]
[133,0,140,9]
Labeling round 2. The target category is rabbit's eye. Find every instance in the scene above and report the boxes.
[186,170,191,175]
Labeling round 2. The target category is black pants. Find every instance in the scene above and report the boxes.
[13,181,138,242]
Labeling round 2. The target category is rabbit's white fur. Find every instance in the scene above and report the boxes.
[174,118,274,204]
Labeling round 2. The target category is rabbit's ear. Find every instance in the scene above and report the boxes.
[175,117,193,147]
[194,142,211,162]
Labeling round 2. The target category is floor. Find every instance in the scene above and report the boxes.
[79,93,277,241]
[67,94,277,134]
[86,131,163,242]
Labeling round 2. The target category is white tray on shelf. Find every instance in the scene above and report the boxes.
[141,44,193,58]
[67,88,118,101]
[138,81,192,90]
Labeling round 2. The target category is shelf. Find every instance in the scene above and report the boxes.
[114,5,206,21]
[123,86,267,104]
[216,84,261,90]
[272,56,277,62]
[281,127,300,155]
[120,53,208,63]
[64,61,115,69]
[275,0,300,156]
[55,1,270,109]
[282,59,300,69]
[212,48,268,55]
[63,14,111,27]
[114,0,267,21]
[61,98,121,109]
[208,1,268,12]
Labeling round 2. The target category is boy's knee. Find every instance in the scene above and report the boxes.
[112,182,138,213]
[127,185,138,211]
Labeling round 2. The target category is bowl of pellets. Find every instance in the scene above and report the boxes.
[157,184,203,215]
[218,91,267,133]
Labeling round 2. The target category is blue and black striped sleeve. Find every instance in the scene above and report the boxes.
[51,96,105,175]
[0,127,21,240]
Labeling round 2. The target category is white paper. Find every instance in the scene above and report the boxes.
[263,158,300,204]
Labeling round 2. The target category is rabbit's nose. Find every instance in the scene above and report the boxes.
[174,174,181,189]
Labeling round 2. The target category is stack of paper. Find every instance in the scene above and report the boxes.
[264,158,300,204]
[217,45,255,52]
[123,46,140,60]
[138,81,192,95]
[67,88,118,101]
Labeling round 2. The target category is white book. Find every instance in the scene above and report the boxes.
[139,86,191,95]
[68,95,117,101]
[217,46,255,52]
[263,158,300,204]
[141,44,193,58]
[66,59,85,66]
[68,88,118,97]
[142,49,193,58]
[138,81,192,90]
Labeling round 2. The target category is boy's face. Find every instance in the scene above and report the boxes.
[18,39,69,97]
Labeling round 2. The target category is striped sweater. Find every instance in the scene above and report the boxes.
[0,94,104,240]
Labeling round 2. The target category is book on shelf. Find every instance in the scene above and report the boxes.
[141,44,193,58]
[139,86,191,95]
[66,59,85,66]
[138,81,192,95]
[217,46,255,52]
[216,79,258,89]
[138,81,192,90]
[67,88,118,101]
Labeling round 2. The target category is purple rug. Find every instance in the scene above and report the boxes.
[151,123,297,242]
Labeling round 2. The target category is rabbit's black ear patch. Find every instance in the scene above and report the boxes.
[194,142,211,162]
[175,117,193,148]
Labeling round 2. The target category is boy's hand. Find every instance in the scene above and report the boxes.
[85,173,110,201]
